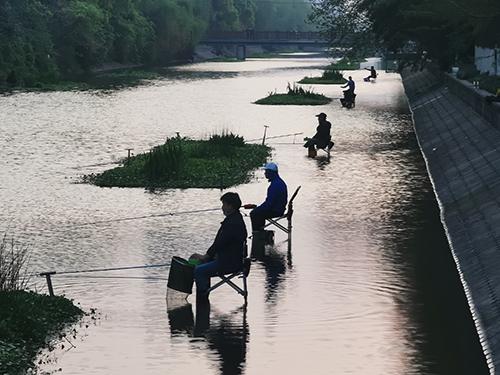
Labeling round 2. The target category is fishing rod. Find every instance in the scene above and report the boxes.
[68,207,221,228]
[246,131,303,143]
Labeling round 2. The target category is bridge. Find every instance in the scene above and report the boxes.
[199,31,329,59]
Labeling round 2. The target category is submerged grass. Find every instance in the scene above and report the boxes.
[326,57,365,71]
[255,82,332,105]
[0,291,83,375]
[0,234,83,375]
[0,235,30,292]
[298,68,347,85]
[84,132,271,188]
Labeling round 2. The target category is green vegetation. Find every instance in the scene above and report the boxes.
[310,0,500,69]
[206,57,240,62]
[299,68,346,84]
[326,58,363,71]
[0,234,30,292]
[472,75,500,96]
[0,0,315,89]
[0,234,83,375]
[0,291,83,375]
[84,133,271,188]
[248,51,296,58]
[255,83,332,105]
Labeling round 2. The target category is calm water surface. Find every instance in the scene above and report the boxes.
[0,56,487,374]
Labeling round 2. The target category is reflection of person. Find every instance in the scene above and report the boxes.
[303,112,334,152]
[193,192,248,299]
[363,66,377,81]
[167,302,248,375]
[243,163,287,232]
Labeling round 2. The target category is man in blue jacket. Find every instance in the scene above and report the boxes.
[244,162,288,232]
[194,192,248,298]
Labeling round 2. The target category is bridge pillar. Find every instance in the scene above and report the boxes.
[236,45,246,60]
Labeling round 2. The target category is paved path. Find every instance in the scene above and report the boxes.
[402,69,500,374]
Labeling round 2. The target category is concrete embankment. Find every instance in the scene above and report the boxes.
[402,68,500,374]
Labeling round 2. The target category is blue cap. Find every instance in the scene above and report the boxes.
[263,162,278,172]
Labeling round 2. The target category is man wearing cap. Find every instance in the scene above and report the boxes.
[244,162,288,232]
[304,112,334,153]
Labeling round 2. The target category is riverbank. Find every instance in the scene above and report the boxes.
[401,67,500,373]
[0,291,83,374]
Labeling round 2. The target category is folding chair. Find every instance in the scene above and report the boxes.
[263,186,301,242]
[205,252,251,302]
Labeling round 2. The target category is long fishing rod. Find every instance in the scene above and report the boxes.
[246,131,303,142]
[69,207,221,227]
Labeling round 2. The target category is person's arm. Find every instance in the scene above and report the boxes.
[256,184,277,211]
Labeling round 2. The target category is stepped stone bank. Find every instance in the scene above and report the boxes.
[402,68,500,373]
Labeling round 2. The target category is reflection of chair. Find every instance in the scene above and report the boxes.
[263,186,301,242]
[206,257,251,302]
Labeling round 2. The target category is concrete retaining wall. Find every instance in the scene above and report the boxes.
[402,68,500,374]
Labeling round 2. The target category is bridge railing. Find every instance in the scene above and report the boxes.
[203,30,324,41]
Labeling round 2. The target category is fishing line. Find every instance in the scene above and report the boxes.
[70,207,221,227]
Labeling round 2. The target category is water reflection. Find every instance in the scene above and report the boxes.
[167,301,249,375]
[251,239,292,303]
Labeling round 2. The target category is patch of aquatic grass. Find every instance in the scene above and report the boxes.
[206,57,240,62]
[144,137,185,182]
[0,234,31,292]
[255,82,332,105]
[84,132,271,188]
[0,290,83,375]
[298,68,347,84]
[326,57,365,70]
[0,69,163,93]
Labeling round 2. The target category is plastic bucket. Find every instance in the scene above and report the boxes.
[167,256,195,294]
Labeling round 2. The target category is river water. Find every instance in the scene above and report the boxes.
[0,56,487,374]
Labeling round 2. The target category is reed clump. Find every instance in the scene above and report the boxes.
[298,68,346,85]
[0,234,30,292]
[255,82,332,105]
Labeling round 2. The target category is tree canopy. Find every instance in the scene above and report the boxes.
[0,0,314,87]
[309,0,500,68]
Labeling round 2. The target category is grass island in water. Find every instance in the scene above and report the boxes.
[255,83,332,105]
[84,133,271,188]
[298,68,347,85]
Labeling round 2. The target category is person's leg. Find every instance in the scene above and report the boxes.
[250,209,266,231]
[194,260,220,294]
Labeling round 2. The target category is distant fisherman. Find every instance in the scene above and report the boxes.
[303,112,334,154]
[340,76,356,108]
[364,66,377,82]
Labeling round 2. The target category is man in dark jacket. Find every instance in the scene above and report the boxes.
[244,162,288,232]
[194,192,248,296]
[303,112,334,151]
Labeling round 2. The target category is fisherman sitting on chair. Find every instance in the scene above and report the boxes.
[243,162,288,233]
[363,66,377,82]
[303,113,334,156]
[340,76,356,108]
[192,192,248,301]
